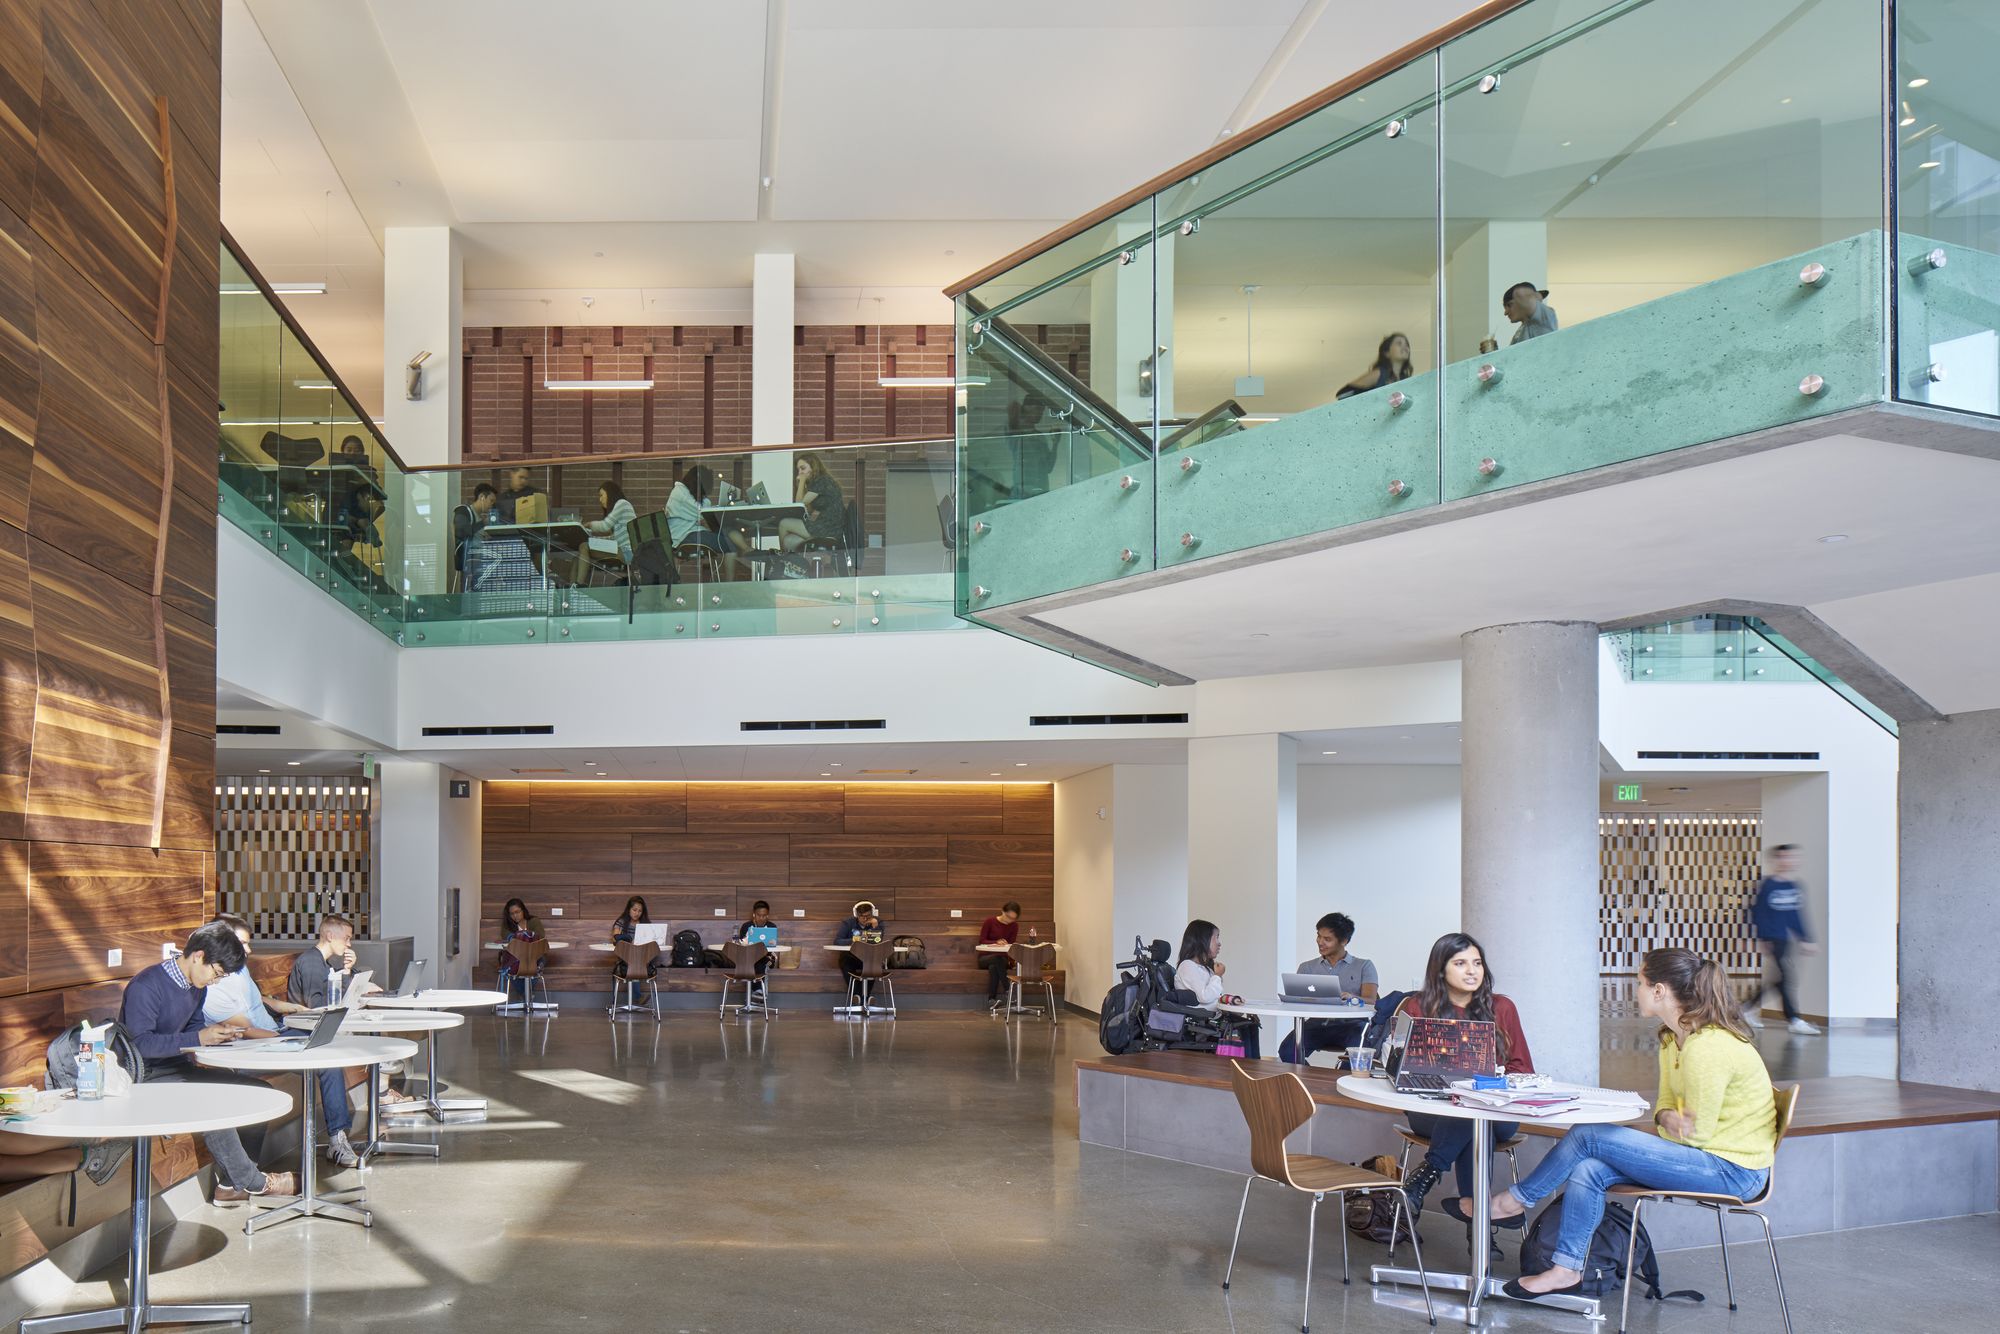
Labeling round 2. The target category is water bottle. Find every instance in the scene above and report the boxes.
[75,1037,103,1102]
[330,970,346,1008]
[1028,926,1039,943]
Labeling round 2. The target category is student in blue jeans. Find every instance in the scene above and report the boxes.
[1492,948,1776,1300]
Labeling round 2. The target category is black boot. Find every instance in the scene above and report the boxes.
[1402,1158,1443,1214]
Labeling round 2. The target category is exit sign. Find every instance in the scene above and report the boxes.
[1615,784,1644,802]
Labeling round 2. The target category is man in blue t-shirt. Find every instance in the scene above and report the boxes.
[1745,844,1820,1035]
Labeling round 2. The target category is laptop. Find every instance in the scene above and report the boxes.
[745,925,779,947]
[633,923,670,948]
[226,1008,348,1053]
[744,480,770,505]
[1281,973,1352,1005]
[1392,1016,1500,1094]
[391,959,428,997]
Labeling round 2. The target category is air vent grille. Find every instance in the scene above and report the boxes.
[1635,751,1820,761]
[216,724,281,736]
[1030,713,1190,726]
[739,719,887,732]
[422,725,556,737]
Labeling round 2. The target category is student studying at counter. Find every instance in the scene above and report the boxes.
[978,901,1021,1013]
[611,896,664,982]
[494,898,545,990]
[835,901,884,987]
[1495,948,1776,1301]
[1399,932,1533,1236]
[735,900,779,976]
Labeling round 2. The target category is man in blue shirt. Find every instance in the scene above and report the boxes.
[1745,844,1820,1035]
[119,921,297,1203]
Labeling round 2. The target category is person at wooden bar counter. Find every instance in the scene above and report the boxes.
[979,901,1022,1014]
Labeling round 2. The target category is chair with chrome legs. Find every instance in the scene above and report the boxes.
[1005,942,1058,1025]
[1609,1082,1800,1334]
[719,941,773,1019]
[843,940,896,1018]
[1223,1061,1435,1332]
[609,941,662,1020]
[501,939,551,1012]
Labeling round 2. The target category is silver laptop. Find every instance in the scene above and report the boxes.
[392,959,428,997]
[744,480,770,504]
[236,1008,348,1052]
[1282,973,1351,1004]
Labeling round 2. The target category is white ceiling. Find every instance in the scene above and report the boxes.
[223,0,1470,413]
[1034,435,2000,694]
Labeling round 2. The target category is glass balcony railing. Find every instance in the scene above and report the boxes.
[952,0,1976,629]
[219,236,958,645]
[1606,615,1896,736]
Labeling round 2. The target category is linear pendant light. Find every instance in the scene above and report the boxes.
[542,378,654,391]
[222,282,326,296]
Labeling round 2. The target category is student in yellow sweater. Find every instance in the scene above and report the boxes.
[1491,947,1776,1299]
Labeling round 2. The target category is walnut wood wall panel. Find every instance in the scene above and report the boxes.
[477,783,1055,992]
[0,0,221,1279]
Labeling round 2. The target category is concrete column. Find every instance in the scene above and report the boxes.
[1899,708,2000,1091]
[1187,735,1296,997]
[750,252,794,497]
[1461,621,1599,1084]
[381,227,463,465]
[376,759,482,990]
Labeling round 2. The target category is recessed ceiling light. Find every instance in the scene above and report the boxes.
[1560,140,1572,147]
[988,772,1002,777]
[258,768,271,774]
[1919,160,1941,169]
[820,772,831,777]
[1818,533,1849,544]
[1014,762,1028,767]
[1908,77,1929,88]
[286,760,301,766]
[829,762,841,767]
[1399,735,1412,741]
[1321,750,1338,756]
[1249,632,1270,639]
[1901,115,1916,126]
[1779,96,1792,104]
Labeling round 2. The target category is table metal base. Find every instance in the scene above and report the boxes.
[380,1031,486,1123]
[244,1067,369,1235]
[1369,1267,1605,1322]
[21,1138,253,1334]
[358,1069,438,1165]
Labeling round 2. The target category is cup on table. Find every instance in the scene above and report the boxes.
[1346,1046,1376,1075]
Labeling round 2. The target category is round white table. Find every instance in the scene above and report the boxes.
[285,1010,463,1163]
[12,1084,292,1333]
[1337,1074,1648,1325]
[196,1036,416,1234]
[1218,997,1373,1062]
[363,990,507,1121]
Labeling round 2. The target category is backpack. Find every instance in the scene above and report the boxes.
[1520,1198,1701,1303]
[888,935,926,969]
[1361,989,1410,1052]
[669,929,705,968]
[1098,975,1143,1054]
[45,1020,146,1091]
[1344,1155,1404,1243]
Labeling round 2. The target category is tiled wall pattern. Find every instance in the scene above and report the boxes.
[1599,812,1763,978]
[216,777,373,938]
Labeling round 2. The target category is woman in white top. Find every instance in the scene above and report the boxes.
[667,464,740,579]
[1174,919,1260,1057]
[578,481,637,581]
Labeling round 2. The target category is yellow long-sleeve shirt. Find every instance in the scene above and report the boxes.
[1656,1025,1777,1170]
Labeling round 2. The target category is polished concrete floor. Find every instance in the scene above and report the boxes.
[27,1010,1990,1333]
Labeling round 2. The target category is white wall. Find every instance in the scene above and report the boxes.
[1056,764,1190,1014]
[376,759,482,989]
[1188,735,1295,999]
[1055,767,1116,1010]
[381,226,462,466]
[1112,765,1191,976]
[1760,773,1832,1019]
[1296,765,1462,996]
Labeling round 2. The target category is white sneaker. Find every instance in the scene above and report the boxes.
[325,1130,360,1168]
[1787,1018,1821,1035]
[1741,1006,1765,1029]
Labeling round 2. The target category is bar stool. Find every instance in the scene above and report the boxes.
[844,940,896,1018]
[609,941,662,1020]
[1006,942,1058,1025]
[500,939,551,1013]
[719,941,773,1018]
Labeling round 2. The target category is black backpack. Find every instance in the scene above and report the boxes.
[669,929,705,968]
[45,1020,146,1091]
[888,935,926,969]
[1098,975,1144,1054]
[1520,1198,1701,1303]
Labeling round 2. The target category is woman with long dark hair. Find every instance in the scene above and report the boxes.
[1336,332,1415,399]
[1174,919,1259,1058]
[494,897,543,989]
[1494,949,1775,1299]
[1398,932,1534,1225]
[609,894,662,981]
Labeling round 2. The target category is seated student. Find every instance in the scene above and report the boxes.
[1398,932,1532,1230]
[735,899,779,977]
[1278,911,1380,1063]
[120,922,296,1204]
[1494,948,1776,1300]
[610,895,664,982]
[287,914,373,1011]
[0,1129,129,1187]
[978,901,1022,1014]
[1174,919,1260,1058]
[493,898,545,992]
[835,901,885,988]
[208,915,360,1168]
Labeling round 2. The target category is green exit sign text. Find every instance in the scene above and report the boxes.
[1615,784,1644,802]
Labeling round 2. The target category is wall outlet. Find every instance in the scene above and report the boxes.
[106,948,123,967]
[950,909,963,918]
[713,908,726,916]
[793,909,805,918]
[550,907,563,916]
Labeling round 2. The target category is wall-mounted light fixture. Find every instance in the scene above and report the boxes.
[405,350,431,401]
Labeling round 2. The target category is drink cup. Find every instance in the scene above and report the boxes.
[1347,1046,1376,1075]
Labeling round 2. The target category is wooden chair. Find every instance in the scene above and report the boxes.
[1609,1082,1801,1334]
[1006,942,1058,1025]
[609,941,662,1021]
[501,938,551,1012]
[719,941,772,1019]
[844,940,896,1018]
[1393,1123,1526,1187]
[1223,1061,1434,1333]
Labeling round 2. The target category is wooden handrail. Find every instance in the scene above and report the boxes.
[942,0,1533,298]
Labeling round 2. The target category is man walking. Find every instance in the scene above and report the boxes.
[1745,843,1820,1034]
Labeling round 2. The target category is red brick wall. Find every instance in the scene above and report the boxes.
[462,324,957,461]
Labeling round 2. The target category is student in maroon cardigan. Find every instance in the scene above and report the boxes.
[978,902,1021,1013]
[1398,932,1535,1231]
